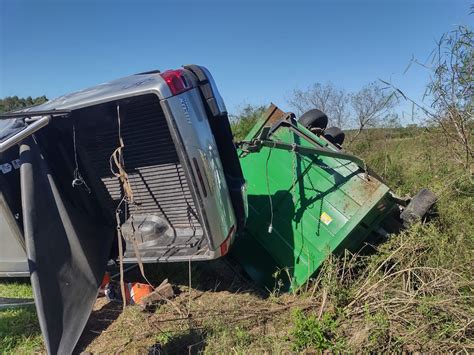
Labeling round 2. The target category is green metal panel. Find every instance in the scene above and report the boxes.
[232,117,397,291]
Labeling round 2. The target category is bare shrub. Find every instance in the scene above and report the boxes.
[385,25,473,173]
[288,81,398,144]
[349,82,398,145]
[288,83,350,128]
[428,25,473,171]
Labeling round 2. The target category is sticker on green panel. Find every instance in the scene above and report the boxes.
[320,212,333,226]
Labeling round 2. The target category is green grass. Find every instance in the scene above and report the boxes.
[0,280,33,299]
[291,308,344,351]
[0,280,43,354]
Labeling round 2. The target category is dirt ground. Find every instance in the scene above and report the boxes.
[74,259,307,354]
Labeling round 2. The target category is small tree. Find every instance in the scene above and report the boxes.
[0,95,48,113]
[349,82,397,144]
[385,24,473,172]
[427,25,473,171]
[288,83,350,128]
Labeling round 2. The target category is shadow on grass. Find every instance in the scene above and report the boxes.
[74,257,265,352]
[74,300,122,353]
[136,258,267,298]
[149,328,207,355]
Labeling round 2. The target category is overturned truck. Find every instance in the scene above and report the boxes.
[0,65,435,354]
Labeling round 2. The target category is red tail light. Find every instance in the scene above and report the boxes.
[220,225,236,256]
[161,69,192,95]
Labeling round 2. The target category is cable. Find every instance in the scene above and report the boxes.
[71,124,91,193]
[265,143,275,234]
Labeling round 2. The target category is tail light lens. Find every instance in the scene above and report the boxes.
[161,69,192,95]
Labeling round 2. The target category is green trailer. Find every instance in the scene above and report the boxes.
[232,105,403,291]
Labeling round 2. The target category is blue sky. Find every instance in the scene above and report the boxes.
[0,0,471,120]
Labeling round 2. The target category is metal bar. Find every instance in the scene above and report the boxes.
[259,139,366,170]
[0,115,51,153]
[0,109,71,120]
[270,120,327,147]
[258,119,369,171]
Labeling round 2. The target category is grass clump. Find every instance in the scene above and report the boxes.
[0,280,42,354]
[291,308,344,351]
[0,308,42,353]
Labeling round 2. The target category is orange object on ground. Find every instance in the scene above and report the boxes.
[125,282,154,305]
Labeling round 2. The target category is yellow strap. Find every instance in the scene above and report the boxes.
[115,210,126,310]
[111,105,152,309]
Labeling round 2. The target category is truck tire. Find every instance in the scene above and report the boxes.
[298,109,328,130]
[324,127,345,146]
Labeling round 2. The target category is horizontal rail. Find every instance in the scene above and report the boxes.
[0,109,71,120]
[258,139,367,171]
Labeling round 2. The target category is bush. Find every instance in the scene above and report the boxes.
[230,104,266,140]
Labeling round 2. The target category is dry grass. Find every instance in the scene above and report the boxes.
[79,261,317,354]
[77,222,473,353]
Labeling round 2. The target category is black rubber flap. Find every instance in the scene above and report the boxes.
[0,118,26,142]
[20,138,113,354]
[400,188,437,226]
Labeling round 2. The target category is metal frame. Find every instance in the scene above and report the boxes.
[0,116,51,153]
[238,119,367,172]
[0,109,71,119]
[0,109,72,153]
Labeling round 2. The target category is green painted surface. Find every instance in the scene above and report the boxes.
[232,118,397,291]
